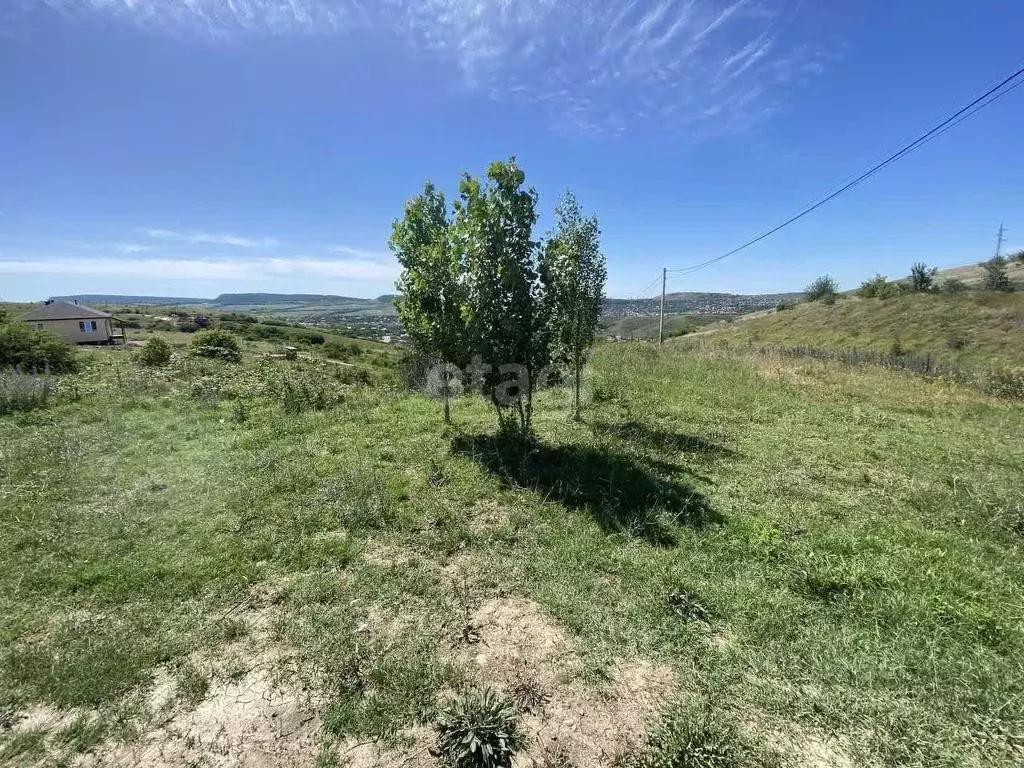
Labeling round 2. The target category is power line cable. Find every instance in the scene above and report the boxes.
[665,63,1024,277]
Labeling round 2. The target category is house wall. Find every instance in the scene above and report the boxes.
[36,317,112,344]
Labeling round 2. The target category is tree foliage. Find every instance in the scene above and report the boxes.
[391,159,605,435]
[805,275,838,304]
[981,256,1014,293]
[0,319,79,373]
[390,182,466,423]
[456,159,548,435]
[909,262,938,292]
[540,190,606,420]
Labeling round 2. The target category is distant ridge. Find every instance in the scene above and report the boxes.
[50,293,388,306]
[53,294,207,306]
[211,293,371,305]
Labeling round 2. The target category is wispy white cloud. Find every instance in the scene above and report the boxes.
[143,228,279,248]
[0,254,398,281]
[34,1,836,137]
[329,244,392,262]
[115,243,153,254]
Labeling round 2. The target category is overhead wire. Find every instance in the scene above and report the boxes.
[664,63,1024,277]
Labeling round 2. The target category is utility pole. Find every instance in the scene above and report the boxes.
[995,222,1006,259]
[658,267,667,346]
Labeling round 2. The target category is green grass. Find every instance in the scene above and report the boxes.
[692,291,1024,369]
[1,344,1022,766]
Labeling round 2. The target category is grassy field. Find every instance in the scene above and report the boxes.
[691,291,1024,370]
[1,343,1023,767]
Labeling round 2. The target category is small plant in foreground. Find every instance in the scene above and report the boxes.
[138,336,172,367]
[632,706,749,768]
[804,275,838,305]
[667,588,713,624]
[509,669,549,713]
[436,688,527,768]
[188,329,242,362]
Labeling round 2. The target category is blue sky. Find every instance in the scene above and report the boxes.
[1,1,1022,302]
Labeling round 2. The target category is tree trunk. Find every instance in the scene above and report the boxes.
[573,359,581,421]
[443,389,451,424]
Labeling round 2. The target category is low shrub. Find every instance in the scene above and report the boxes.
[271,373,345,414]
[857,274,900,299]
[981,257,1014,293]
[324,340,363,361]
[985,368,1024,400]
[0,372,56,415]
[138,337,172,367]
[188,329,242,362]
[436,688,526,768]
[805,275,838,304]
[774,301,794,311]
[941,278,968,294]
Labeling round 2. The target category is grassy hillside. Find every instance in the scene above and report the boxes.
[692,291,1024,369]
[2,343,1023,766]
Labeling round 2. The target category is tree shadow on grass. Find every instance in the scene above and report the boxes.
[451,434,724,547]
[591,420,738,457]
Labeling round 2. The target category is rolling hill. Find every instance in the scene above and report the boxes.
[687,289,1024,369]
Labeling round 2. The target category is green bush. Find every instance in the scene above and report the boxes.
[857,274,900,299]
[909,262,938,292]
[981,257,1014,292]
[436,688,526,768]
[188,329,242,363]
[941,278,968,294]
[324,340,363,361]
[774,301,794,311]
[138,337,172,367]
[805,275,838,304]
[0,322,79,373]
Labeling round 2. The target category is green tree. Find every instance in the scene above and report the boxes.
[457,158,548,436]
[805,275,838,304]
[981,256,1014,292]
[539,190,606,421]
[909,262,938,292]
[390,181,466,424]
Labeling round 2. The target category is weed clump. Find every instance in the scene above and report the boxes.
[629,706,752,768]
[436,688,527,768]
[0,372,55,415]
[667,588,713,624]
